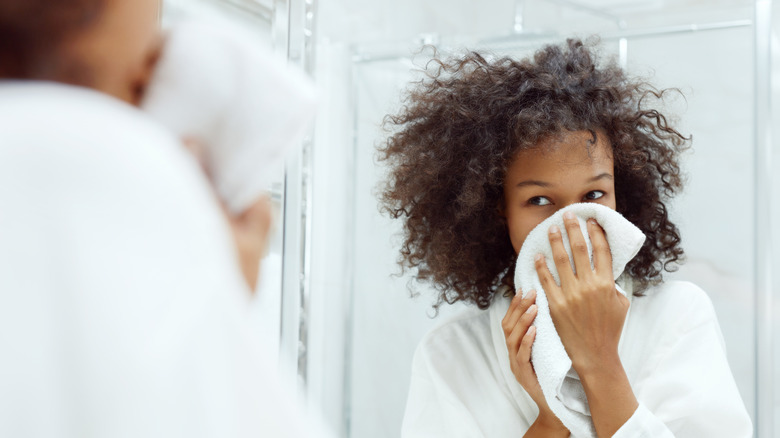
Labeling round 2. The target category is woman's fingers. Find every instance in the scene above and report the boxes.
[501,293,547,408]
[514,326,547,409]
[517,325,536,364]
[547,224,577,285]
[504,292,538,347]
[229,196,273,292]
[505,288,523,315]
[561,211,594,278]
[535,254,565,306]
[504,290,538,355]
[502,289,534,334]
[506,305,537,353]
[588,218,612,276]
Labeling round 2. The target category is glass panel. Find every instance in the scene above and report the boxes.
[628,28,756,420]
[769,2,780,436]
[347,56,469,437]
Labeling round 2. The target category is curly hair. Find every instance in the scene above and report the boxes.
[378,38,688,310]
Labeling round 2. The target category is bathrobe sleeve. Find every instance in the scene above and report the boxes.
[402,343,492,438]
[402,358,454,437]
[401,311,536,438]
[612,283,753,438]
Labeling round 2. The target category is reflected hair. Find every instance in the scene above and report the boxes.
[378,38,689,310]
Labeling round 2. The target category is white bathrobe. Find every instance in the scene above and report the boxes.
[0,82,328,438]
[401,279,752,437]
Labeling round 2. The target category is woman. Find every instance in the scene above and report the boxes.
[380,39,752,437]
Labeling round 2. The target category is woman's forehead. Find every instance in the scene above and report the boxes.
[506,131,614,183]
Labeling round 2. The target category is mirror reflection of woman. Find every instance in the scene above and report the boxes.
[380,40,751,437]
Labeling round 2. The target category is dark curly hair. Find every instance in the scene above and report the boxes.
[378,38,688,310]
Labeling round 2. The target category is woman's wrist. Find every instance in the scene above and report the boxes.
[572,347,622,380]
[524,412,568,437]
[578,356,638,438]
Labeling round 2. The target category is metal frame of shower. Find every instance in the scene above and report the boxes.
[275,0,317,393]
[753,1,773,437]
[340,2,774,438]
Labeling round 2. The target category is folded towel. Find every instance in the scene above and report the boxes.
[141,20,317,214]
[513,203,645,437]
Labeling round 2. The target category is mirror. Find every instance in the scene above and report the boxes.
[160,1,778,436]
[309,1,778,437]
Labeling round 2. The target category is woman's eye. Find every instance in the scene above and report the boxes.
[528,196,551,206]
[584,190,605,201]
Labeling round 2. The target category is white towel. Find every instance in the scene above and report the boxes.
[141,20,317,214]
[513,203,645,437]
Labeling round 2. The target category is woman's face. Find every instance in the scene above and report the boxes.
[64,0,161,104]
[502,130,617,254]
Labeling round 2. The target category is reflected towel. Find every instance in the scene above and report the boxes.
[512,203,645,437]
[142,20,317,214]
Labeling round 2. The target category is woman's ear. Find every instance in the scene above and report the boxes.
[496,199,507,221]
[130,36,163,106]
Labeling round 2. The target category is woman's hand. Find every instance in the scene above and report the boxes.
[535,212,628,374]
[183,138,273,292]
[502,290,568,437]
[225,196,272,292]
[535,211,638,437]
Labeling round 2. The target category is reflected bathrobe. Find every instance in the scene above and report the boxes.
[0,82,329,438]
[402,280,752,437]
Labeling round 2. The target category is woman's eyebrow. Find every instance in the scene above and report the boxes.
[515,180,552,188]
[588,172,614,182]
[515,173,613,188]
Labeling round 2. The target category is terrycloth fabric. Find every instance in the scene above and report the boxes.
[513,203,646,437]
[142,20,317,214]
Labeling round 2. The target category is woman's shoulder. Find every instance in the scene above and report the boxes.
[417,306,492,352]
[638,279,714,307]
[412,305,498,374]
[620,280,729,379]
[629,279,719,332]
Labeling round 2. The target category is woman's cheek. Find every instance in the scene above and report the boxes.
[507,221,533,255]
[507,211,550,254]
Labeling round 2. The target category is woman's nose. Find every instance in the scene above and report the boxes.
[554,200,580,214]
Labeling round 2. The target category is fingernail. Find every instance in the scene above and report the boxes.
[529,326,536,335]
[527,289,536,299]
[549,225,559,234]
[535,253,543,262]
[563,211,575,220]
[588,218,597,225]
[526,304,537,314]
